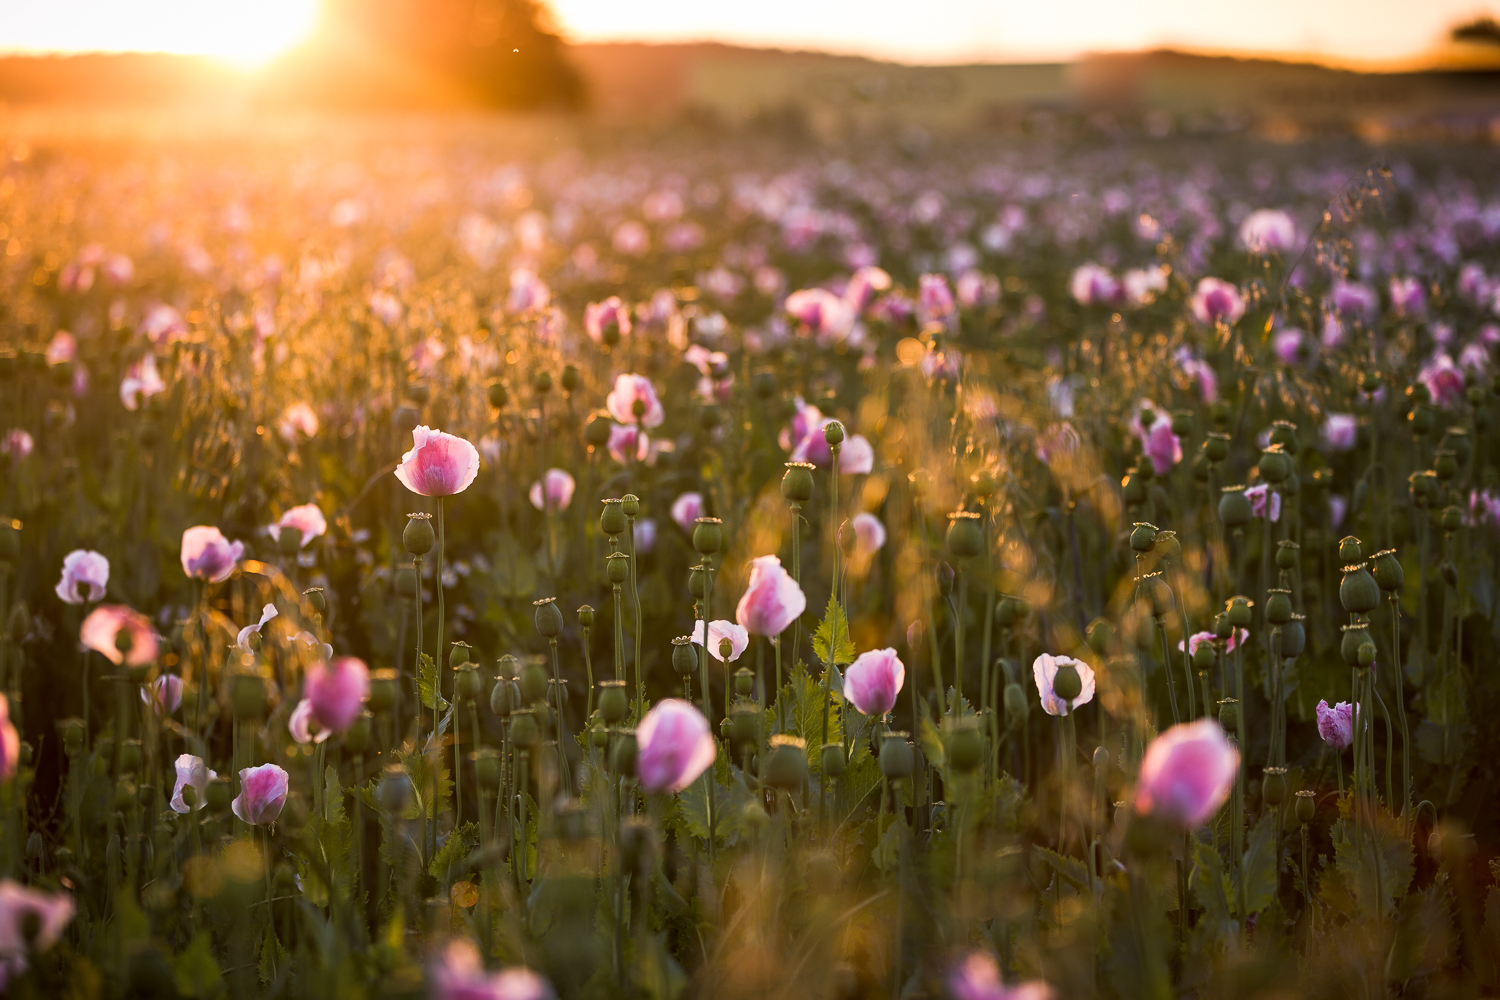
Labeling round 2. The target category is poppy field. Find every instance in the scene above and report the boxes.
[0,116,1499,999]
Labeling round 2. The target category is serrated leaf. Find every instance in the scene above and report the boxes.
[870,814,904,873]
[257,926,288,987]
[1333,798,1414,914]
[1190,835,1234,939]
[1389,881,1454,984]
[1036,846,1090,893]
[1237,814,1279,917]
[397,747,452,822]
[812,593,855,667]
[788,665,843,770]
[917,713,946,771]
[418,653,449,713]
[173,931,224,999]
[430,821,478,879]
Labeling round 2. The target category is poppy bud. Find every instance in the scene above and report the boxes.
[585,413,611,447]
[689,563,708,599]
[878,732,914,779]
[619,494,640,519]
[1227,596,1253,629]
[1284,789,1314,825]
[1193,641,1216,670]
[692,517,723,555]
[1280,614,1306,658]
[1086,617,1114,655]
[766,736,809,789]
[947,723,983,772]
[455,664,482,700]
[532,370,552,395]
[1129,522,1158,552]
[1262,766,1287,806]
[1265,588,1293,625]
[1219,486,1254,528]
[1339,565,1379,614]
[733,666,753,696]
[369,669,399,714]
[1204,432,1230,463]
[821,742,845,778]
[490,678,518,717]
[936,562,954,598]
[487,380,509,409]
[781,462,815,502]
[1171,411,1193,437]
[946,511,983,559]
[1003,683,1027,725]
[1217,698,1239,730]
[395,566,418,598]
[519,659,549,704]
[823,420,845,448]
[606,552,631,585]
[403,513,434,555]
[510,709,541,747]
[1340,621,1373,667]
[534,598,563,638]
[597,680,629,723]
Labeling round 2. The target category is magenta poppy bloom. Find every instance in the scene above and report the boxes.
[636,698,716,794]
[691,619,749,663]
[735,555,807,638]
[170,754,216,814]
[507,268,551,315]
[1244,484,1282,522]
[845,265,891,311]
[1190,277,1246,326]
[0,879,75,983]
[607,423,649,465]
[288,698,329,745]
[305,656,369,734]
[1178,629,1247,658]
[851,512,887,554]
[232,763,290,826]
[844,648,905,717]
[1238,209,1297,254]
[1316,699,1354,751]
[394,426,481,497]
[585,296,632,342]
[606,374,665,428]
[1069,263,1121,307]
[786,288,855,339]
[55,549,109,604]
[2,429,33,462]
[272,503,326,548]
[1134,719,1239,828]
[1389,276,1426,318]
[432,938,554,1000]
[1322,414,1357,453]
[1330,280,1378,320]
[180,525,244,583]
[918,273,956,323]
[141,674,183,715]
[0,695,18,783]
[119,354,166,411]
[277,401,319,443]
[1418,353,1465,409]
[529,469,576,512]
[1032,653,1096,716]
[612,220,649,256]
[670,492,704,533]
[948,951,1054,1000]
[1271,328,1306,365]
[838,434,875,474]
[80,604,158,666]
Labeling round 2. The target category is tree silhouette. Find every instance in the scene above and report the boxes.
[1452,16,1500,46]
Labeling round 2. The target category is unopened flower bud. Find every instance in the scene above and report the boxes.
[936,562,954,598]
[1003,683,1027,725]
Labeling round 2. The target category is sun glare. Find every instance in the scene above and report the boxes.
[1,0,322,68]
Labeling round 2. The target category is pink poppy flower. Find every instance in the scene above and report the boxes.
[232,763,290,826]
[55,549,109,604]
[585,296,632,343]
[45,330,76,366]
[181,526,244,583]
[838,434,875,475]
[844,648,905,717]
[851,512,887,553]
[1389,276,1426,318]
[169,753,216,813]
[1418,354,1465,409]
[1190,277,1245,326]
[1244,484,1282,522]
[612,220,650,256]
[1,430,32,462]
[277,402,319,443]
[394,426,481,497]
[139,304,187,344]
[1134,719,1239,828]
[785,288,854,340]
[237,603,278,652]
[288,698,329,745]
[1069,263,1121,307]
[1032,653,1096,716]
[272,503,326,548]
[1316,699,1354,751]
[670,492,704,533]
[956,270,1000,309]
[636,698,716,794]
[635,518,657,554]
[1330,280,1378,320]
[1272,328,1306,365]
[607,424,649,465]
[1133,411,1182,477]
[0,879,75,984]
[1323,414,1357,453]
[918,273,956,324]
[529,469,575,512]
[432,938,554,1000]
[0,695,18,783]
[507,268,551,315]
[1123,265,1169,308]
[1238,209,1297,254]
[305,657,369,734]
[948,951,1054,1000]
[845,266,891,311]
[120,354,166,411]
[606,374,665,428]
[736,555,807,637]
[690,619,749,662]
[80,604,158,665]
[141,675,183,715]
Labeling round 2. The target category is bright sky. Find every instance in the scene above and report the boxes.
[0,0,1488,67]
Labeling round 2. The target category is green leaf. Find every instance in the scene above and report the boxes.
[870,814,904,873]
[429,821,478,879]
[1238,814,1279,917]
[788,664,844,771]
[812,593,856,667]
[396,747,451,822]
[1388,881,1455,985]
[173,931,224,999]
[1333,798,1415,913]
[257,926,288,988]
[917,712,946,771]
[1190,835,1234,939]
[1036,846,1090,893]
[418,653,449,713]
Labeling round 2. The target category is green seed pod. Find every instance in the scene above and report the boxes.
[621,494,641,518]
[1258,446,1293,484]
[1145,574,1173,618]
[754,371,778,399]
[1371,549,1404,593]
[947,723,984,773]
[606,551,631,584]
[403,513,434,555]
[823,420,845,448]
[449,641,471,668]
[119,738,143,773]
[597,680,629,723]
[393,406,420,436]
[1154,530,1182,562]
[1214,612,1232,640]
[878,732,914,779]
[1338,535,1363,564]
[473,749,502,789]
[585,412,611,447]
[671,636,697,676]
[1340,622,1373,667]
[1441,506,1462,532]
[995,596,1022,629]
[1434,449,1458,482]
[1211,401,1231,426]
[728,705,761,751]
[1339,565,1380,614]
[1192,641,1216,670]
[1129,522,1158,553]
[765,737,809,789]
[1280,614,1306,658]
[487,380,509,409]
[1227,596,1253,629]
[1052,661,1084,703]
[496,653,519,680]
[1003,683,1028,725]
[510,709,541,747]
[366,669,397,714]
[734,667,754,696]
[519,659,549,705]
[405,382,430,404]
[1170,411,1193,437]
[532,370,552,395]
[1122,473,1146,506]
[1217,698,1239,730]
[534,598,563,638]
[781,462,815,503]
[1295,789,1316,824]
[1265,588,1293,625]
[490,677,517,718]
[1269,421,1298,452]
[1275,539,1300,571]
[1191,453,1211,484]
[577,605,595,628]
[1085,617,1115,655]
[455,664,482,701]
[600,498,626,536]
[692,517,723,555]
[821,742,845,778]
[1219,486,1254,528]
[379,766,413,813]
[1204,432,1230,463]
[560,364,580,394]
[946,511,984,559]
[1410,404,1434,436]
[1262,767,1287,806]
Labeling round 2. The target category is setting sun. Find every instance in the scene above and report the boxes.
[1,0,321,67]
